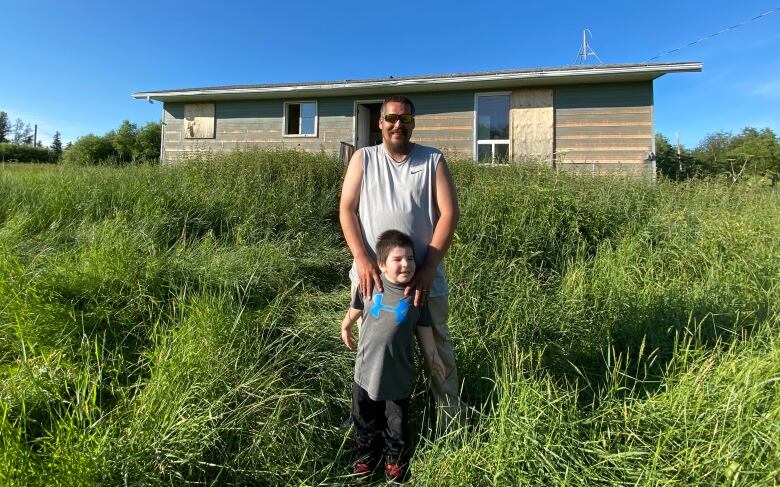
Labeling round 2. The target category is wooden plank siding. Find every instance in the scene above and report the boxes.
[554,82,654,176]
[162,98,354,161]
[160,81,656,178]
[408,91,474,157]
[161,91,477,162]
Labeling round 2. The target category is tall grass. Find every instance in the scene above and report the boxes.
[1,150,778,485]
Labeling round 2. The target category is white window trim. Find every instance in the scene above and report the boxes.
[473,92,512,163]
[283,100,318,137]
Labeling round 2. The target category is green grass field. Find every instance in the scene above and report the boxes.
[1,151,778,485]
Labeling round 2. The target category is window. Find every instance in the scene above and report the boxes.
[475,94,510,162]
[284,101,317,136]
[184,103,215,139]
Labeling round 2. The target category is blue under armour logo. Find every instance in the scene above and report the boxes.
[369,294,409,324]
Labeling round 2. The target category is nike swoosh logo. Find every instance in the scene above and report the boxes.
[411,169,423,174]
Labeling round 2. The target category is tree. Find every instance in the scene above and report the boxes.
[693,131,733,176]
[61,134,115,165]
[22,125,34,145]
[50,131,63,158]
[655,133,702,180]
[134,122,161,161]
[111,120,138,162]
[0,111,10,143]
[693,127,780,182]
[726,127,780,180]
[11,118,32,145]
[655,133,678,179]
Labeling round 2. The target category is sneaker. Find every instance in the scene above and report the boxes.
[354,460,373,476]
[354,444,380,477]
[384,462,407,483]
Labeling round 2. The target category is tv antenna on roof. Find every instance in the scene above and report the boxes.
[575,29,602,64]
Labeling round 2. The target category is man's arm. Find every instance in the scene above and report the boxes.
[339,149,382,298]
[406,155,460,306]
[416,326,446,380]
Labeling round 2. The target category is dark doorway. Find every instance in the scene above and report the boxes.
[356,102,383,148]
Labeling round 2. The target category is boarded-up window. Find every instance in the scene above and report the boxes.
[184,103,215,139]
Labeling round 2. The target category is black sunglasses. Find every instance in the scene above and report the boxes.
[383,114,415,124]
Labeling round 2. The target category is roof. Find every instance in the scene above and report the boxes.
[132,62,702,102]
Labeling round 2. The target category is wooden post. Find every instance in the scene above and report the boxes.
[675,132,682,175]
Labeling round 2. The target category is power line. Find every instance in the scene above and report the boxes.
[643,6,780,62]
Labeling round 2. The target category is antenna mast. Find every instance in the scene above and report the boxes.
[575,29,603,64]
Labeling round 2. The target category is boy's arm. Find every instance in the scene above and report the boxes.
[341,307,362,351]
[416,326,445,380]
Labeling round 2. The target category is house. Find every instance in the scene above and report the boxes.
[132,62,701,176]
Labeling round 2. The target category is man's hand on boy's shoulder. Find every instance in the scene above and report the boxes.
[404,263,436,307]
[356,253,382,298]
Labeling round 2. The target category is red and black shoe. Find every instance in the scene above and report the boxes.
[353,443,381,478]
[353,460,373,476]
[384,461,407,483]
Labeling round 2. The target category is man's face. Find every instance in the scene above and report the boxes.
[379,101,415,153]
[378,245,416,285]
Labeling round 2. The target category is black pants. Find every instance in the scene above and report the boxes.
[351,382,410,463]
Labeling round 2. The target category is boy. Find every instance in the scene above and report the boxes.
[341,229,445,482]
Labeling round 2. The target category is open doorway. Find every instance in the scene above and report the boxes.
[354,101,383,149]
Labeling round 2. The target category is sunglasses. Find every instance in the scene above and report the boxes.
[383,114,415,124]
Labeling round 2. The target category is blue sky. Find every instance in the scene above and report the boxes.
[2,0,779,148]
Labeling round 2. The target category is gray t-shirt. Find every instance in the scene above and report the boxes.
[352,274,433,401]
[348,143,448,297]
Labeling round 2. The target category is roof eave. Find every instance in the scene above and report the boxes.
[132,62,702,102]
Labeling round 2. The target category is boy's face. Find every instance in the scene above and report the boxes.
[379,245,416,285]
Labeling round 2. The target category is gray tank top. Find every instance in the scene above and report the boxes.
[349,143,448,297]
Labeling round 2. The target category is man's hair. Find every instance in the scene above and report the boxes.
[380,96,416,117]
[376,229,415,264]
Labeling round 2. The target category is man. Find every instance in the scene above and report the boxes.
[339,95,463,432]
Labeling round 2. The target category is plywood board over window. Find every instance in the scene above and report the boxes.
[510,88,553,164]
[184,103,215,139]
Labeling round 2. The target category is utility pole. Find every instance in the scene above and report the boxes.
[675,132,682,175]
[33,124,37,147]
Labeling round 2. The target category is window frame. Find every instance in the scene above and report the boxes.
[473,92,511,163]
[283,100,318,137]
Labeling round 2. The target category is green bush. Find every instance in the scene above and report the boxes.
[61,134,116,165]
[61,121,161,166]
[134,122,161,161]
[0,143,54,163]
[108,121,138,163]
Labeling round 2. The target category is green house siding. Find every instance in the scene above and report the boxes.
[161,91,477,161]
[162,97,355,160]
[413,91,474,157]
[161,81,654,176]
[554,82,654,177]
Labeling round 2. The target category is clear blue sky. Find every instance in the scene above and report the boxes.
[3,0,779,148]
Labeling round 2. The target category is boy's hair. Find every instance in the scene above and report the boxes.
[376,230,415,264]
